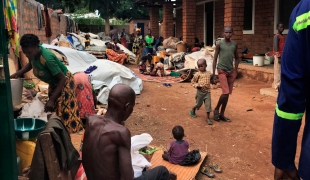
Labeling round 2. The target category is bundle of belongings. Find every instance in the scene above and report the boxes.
[43,44,143,104]
[162,37,182,55]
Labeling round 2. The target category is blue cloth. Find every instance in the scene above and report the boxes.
[271,0,310,179]
[154,39,161,51]
[67,35,73,44]
[145,47,153,55]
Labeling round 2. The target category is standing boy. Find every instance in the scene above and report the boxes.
[190,59,213,125]
[273,23,285,91]
[212,26,239,122]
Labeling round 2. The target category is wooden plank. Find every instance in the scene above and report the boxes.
[39,133,62,180]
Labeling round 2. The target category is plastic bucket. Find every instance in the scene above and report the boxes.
[253,54,265,67]
[10,79,24,106]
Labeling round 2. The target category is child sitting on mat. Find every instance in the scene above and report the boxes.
[139,56,147,74]
[162,126,189,164]
[156,58,165,77]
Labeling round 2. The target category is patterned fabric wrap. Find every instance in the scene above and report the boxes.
[106,49,127,64]
[48,71,83,133]
[74,72,95,119]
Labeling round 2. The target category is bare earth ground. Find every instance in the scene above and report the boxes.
[71,65,304,180]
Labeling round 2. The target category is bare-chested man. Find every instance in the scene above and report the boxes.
[82,84,170,180]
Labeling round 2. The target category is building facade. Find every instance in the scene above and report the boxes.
[136,0,300,55]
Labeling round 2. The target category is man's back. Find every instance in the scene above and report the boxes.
[110,29,118,40]
[82,115,130,180]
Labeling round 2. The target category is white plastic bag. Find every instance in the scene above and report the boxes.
[131,133,153,178]
[19,94,48,121]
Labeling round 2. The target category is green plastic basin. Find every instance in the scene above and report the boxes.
[14,118,46,140]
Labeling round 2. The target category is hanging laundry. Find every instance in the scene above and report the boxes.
[4,0,19,56]
[44,6,52,38]
[37,3,43,29]
[66,16,70,32]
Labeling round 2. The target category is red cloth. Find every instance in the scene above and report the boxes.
[273,34,285,56]
[74,72,95,119]
[44,6,52,38]
[191,47,200,52]
[217,69,236,94]
[121,35,127,47]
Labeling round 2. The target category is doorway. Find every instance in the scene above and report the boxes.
[137,23,145,38]
[205,1,214,46]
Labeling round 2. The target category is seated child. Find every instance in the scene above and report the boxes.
[85,34,90,48]
[162,126,189,164]
[139,56,147,74]
[144,64,155,75]
[156,58,165,77]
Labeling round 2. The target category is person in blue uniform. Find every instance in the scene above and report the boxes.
[272,0,310,179]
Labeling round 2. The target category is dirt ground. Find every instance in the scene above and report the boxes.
[71,65,304,180]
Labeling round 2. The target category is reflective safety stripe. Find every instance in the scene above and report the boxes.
[293,11,310,32]
[276,104,304,120]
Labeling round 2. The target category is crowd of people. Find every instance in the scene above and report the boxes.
[10,0,310,178]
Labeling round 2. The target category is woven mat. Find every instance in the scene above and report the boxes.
[150,150,207,180]
[133,69,184,83]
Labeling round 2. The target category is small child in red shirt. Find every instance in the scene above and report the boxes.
[162,126,189,164]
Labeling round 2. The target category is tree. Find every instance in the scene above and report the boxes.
[89,0,149,34]
[37,0,84,13]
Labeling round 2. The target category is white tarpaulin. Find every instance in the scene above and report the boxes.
[42,44,143,104]
[184,47,218,75]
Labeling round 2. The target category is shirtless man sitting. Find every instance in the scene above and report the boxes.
[82,84,171,180]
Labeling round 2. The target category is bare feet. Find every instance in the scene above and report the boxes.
[169,171,177,180]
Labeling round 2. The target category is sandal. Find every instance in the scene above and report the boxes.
[219,115,231,122]
[207,119,213,125]
[213,110,220,121]
[200,167,215,178]
[209,163,222,173]
[189,110,197,118]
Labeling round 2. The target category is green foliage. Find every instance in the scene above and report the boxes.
[73,3,90,15]
[73,17,104,26]
[23,81,35,90]
[89,0,149,20]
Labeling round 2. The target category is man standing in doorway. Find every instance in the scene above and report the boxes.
[273,23,285,91]
[272,0,310,179]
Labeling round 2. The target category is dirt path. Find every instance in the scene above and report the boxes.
[71,65,304,180]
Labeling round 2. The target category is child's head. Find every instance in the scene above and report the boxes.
[159,58,164,63]
[277,23,284,34]
[172,126,185,141]
[147,53,152,60]
[150,63,155,70]
[113,38,118,44]
[141,56,148,62]
[223,26,234,40]
[197,59,207,72]
[85,34,90,40]
[194,37,199,43]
